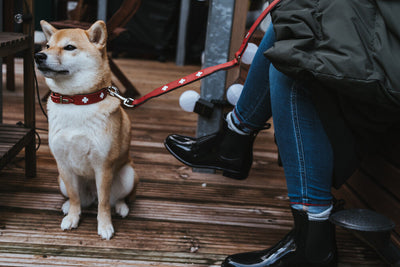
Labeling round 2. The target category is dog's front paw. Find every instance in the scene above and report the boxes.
[61,200,70,215]
[61,214,80,230]
[98,222,114,240]
[115,201,129,218]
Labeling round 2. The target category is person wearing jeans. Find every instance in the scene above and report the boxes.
[164,23,337,266]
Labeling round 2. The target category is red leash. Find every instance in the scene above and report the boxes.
[123,0,281,109]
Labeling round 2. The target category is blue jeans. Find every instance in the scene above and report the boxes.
[232,24,274,131]
[233,24,334,212]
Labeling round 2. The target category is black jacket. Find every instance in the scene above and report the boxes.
[265,0,400,187]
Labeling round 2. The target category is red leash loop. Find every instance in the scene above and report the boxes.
[129,0,281,109]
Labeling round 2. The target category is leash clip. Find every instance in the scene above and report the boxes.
[107,86,135,108]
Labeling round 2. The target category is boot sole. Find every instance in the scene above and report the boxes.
[164,141,248,180]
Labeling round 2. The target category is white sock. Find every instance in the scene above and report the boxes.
[226,111,248,135]
[308,205,333,221]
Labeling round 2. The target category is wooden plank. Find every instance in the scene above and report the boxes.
[0,160,287,195]
[0,210,381,266]
[0,243,225,266]
[0,209,289,249]
[0,191,292,230]
[0,174,289,208]
[0,253,213,267]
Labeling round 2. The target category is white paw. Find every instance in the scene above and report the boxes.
[115,202,129,218]
[61,214,79,230]
[61,200,70,215]
[98,223,114,240]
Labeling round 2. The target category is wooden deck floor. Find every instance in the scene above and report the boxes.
[0,58,386,266]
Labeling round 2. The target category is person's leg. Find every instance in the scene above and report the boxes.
[164,24,276,179]
[270,67,334,214]
[222,67,337,267]
[230,23,275,133]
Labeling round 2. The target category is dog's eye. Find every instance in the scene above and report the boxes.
[64,45,77,51]
[46,44,49,49]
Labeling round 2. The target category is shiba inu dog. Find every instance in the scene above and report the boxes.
[34,20,138,240]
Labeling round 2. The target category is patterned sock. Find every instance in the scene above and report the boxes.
[308,205,333,221]
[291,204,333,221]
[226,111,249,135]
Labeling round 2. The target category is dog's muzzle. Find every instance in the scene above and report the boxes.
[34,52,69,76]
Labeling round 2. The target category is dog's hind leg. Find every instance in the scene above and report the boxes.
[59,176,96,214]
[110,162,137,218]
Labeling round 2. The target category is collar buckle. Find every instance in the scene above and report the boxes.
[59,95,71,104]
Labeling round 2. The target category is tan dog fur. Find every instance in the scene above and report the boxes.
[36,20,138,240]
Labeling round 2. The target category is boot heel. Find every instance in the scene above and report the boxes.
[223,170,247,180]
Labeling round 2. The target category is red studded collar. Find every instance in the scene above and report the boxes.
[50,88,108,105]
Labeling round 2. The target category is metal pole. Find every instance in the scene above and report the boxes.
[176,0,190,66]
[195,0,236,173]
[97,0,108,22]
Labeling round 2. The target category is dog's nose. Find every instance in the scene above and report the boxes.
[34,52,47,64]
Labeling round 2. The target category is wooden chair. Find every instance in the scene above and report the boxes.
[0,0,36,177]
[3,0,16,92]
[49,0,142,97]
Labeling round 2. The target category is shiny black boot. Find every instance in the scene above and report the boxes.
[221,208,338,267]
[164,119,257,180]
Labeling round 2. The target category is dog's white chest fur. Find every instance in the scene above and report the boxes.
[48,99,116,177]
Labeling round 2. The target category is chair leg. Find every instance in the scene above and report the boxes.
[108,56,140,98]
[5,56,15,92]
[25,130,36,178]
[23,48,36,178]
[4,0,15,92]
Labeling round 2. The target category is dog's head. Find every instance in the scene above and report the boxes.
[35,20,109,89]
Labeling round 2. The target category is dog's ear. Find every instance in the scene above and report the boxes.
[87,20,107,49]
[40,20,58,41]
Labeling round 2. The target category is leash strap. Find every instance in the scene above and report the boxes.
[127,0,281,108]
[130,59,239,108]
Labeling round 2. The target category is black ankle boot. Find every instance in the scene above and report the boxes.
[164,118,256,180]
[221,208,338,267]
